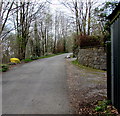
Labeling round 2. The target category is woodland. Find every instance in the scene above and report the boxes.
[0,0,119,63]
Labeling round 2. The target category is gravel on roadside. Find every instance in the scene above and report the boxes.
[66,59,108,115]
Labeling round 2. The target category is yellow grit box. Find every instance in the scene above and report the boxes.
[10,58,21,63]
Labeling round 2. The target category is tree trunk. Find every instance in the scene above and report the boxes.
[75,0,79,35]
[0,1,3,32]
[87,1,91,35]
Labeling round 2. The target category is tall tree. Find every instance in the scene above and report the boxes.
[34,21,41,57]
[0,1,14,38]
[14,1,46,59]
[94,1,119,42]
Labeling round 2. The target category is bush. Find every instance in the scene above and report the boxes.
[22,59,33,63]
[0,64,9,72]
[75,35,101,48]
[94,100,118,115]
[30,55,39,60]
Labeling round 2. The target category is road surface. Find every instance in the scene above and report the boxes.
[2,54,72,114]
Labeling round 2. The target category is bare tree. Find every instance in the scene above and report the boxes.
[14,1,46,59]
[0,1,14,37]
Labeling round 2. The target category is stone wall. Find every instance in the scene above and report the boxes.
[77,47,106,70]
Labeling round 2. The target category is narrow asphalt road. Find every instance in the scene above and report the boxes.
[2,54,72,114]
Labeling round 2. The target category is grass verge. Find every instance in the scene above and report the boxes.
[22,53,65,63]
[72,60,105,73]
[22,58,33,63]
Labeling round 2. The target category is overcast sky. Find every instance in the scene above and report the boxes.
[49,0,106,13]
[4,0,119,31]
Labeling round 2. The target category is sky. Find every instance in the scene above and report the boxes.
[3,0,118,14]
[49,0,106,13]
[48,0,69,13]
[2,0,119,34]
